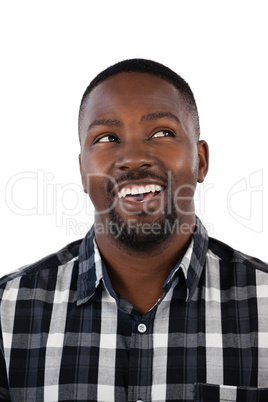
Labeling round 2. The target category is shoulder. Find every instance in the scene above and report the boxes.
[207,236,268,273]
[0,238,83,294]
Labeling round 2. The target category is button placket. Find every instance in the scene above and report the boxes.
[128,317,153,401]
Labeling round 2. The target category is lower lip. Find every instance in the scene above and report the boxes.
[119,191,158,202]
[116,191,163,213]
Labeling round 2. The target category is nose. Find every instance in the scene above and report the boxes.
[114,140,155,171]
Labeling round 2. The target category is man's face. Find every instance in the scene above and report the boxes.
[79,72,208,250]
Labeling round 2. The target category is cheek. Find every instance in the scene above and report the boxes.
[164,147,198,178]
[80,157,99,197]
[81,152,109,185]
[80,156,117,208]
[82,152,105,173]
[84,175,109,214]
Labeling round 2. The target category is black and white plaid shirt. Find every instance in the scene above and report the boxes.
[1,217,268,401]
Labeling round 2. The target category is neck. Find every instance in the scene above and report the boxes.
[95,216,195,314]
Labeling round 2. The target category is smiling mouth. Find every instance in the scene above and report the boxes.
[117,184,163,202]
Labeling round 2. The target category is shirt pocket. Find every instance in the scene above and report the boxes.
[194,383,268,402]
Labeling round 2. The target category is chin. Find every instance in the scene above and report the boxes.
[107,204,180,252]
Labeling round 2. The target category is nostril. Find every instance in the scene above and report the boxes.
[115,147,155,170]
[141,163,151,168]
[118,163,152,171]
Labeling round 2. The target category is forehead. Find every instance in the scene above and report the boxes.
[79,72,190,138]
[86,72,182,109]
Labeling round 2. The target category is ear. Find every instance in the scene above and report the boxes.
[197,140,209,183]
[79,154,88,194]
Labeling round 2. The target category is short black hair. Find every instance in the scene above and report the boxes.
[78,58,200,140]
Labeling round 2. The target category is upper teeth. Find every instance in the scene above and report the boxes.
[118,184,163,199]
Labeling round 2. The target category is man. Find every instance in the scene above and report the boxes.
[1,59,268,401]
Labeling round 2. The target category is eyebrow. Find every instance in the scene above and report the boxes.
[87,118,123,131]
[140,112,181,124]
[87,111,181,132]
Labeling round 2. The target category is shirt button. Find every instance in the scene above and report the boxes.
[138,323,147,333]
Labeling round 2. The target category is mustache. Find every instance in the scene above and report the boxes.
[107,171,169,193]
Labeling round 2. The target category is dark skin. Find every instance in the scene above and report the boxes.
[79,72,209,314]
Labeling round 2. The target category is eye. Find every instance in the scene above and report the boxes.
[152,130,174,139]
[95,134,118,143]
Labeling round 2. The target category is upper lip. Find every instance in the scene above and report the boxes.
[113,179,165,197]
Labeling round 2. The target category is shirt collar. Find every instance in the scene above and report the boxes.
[76,216,209,305]
[180,216,208,300]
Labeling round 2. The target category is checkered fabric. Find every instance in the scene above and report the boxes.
[1,216,268,401]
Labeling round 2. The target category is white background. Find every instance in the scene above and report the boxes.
[1,0,267,276]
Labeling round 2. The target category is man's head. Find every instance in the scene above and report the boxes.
[78,58,200,142]
[79,59,209,252]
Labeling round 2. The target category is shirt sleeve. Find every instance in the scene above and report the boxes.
[0,324,11,401]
